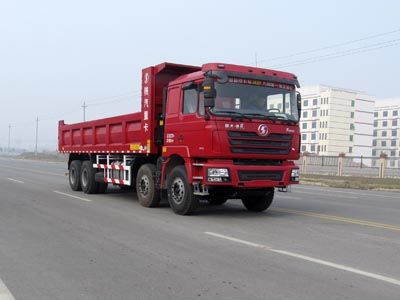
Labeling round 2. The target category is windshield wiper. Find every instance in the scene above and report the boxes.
[212,110,252,120]
[264,115,297,124]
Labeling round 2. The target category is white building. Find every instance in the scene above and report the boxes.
[299,85,374,156]
[372,99,400,160]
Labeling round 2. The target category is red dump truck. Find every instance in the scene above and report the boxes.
[59,62,301,215]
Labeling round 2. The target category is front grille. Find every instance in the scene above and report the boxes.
[238,170,283,181]
[233,159,282,166]
[228,131,292,155]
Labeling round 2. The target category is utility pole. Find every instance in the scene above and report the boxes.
[35,117,39,157]
[82,101,88,121]
[7,124,11,154]
[255,52,258,67]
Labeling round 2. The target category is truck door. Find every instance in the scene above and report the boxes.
[178,87,207,157]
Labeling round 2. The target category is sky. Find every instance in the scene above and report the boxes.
[0,0,400,151]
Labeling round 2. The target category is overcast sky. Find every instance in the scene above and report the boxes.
[1,0,399,150]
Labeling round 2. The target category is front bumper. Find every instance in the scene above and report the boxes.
[192,159,299,188]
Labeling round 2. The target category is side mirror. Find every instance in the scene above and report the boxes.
[204,98,215,108]
[203,77,217,99]
[296,92,302,118]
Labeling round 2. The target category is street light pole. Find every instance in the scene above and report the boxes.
[35,117,39,157]
[7,124,11,153]
[82,101,88,121]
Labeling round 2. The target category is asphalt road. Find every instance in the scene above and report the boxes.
[0,157,399,300]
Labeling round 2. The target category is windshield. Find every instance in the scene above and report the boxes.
[211,81,299,122]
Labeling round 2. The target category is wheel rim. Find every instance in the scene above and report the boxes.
[70,168,76,185]
[138,175,150,196]
[82,169,88,187]
[171,178,185,205]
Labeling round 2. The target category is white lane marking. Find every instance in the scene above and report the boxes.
[53,191,92,202]
[0,277,16,300]
[295,186,399,199]
[6,178,24,184]
[205,232,400,287]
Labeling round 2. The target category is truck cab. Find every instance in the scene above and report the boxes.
[158,63,301,214]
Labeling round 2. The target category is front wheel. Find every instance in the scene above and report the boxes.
[241,189,274,212]
[167,166,198,215]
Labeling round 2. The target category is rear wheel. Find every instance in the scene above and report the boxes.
[241,189,274,212]
[81,161,98,194]
[69,160,82,191]
[167,166,198,215]
[136,164,160,207]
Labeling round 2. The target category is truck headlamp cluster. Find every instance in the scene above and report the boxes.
[291,168,300,182]
[207,168,230,182]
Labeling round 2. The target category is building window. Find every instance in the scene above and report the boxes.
[326,98,329,104]
[350,124,355,130]
[312,110,317,117]
[382,141,386,147]
[350,112,354,118]
[302,123,307,129]
[349,147,353,153]
[313,99,318,105]
[373,130,377,137]
[382,131,387,137]
[326,110,328,116]
[373,121,378,127]
[392,130,397,137]
[390,160,395,167]
[311,133,316,140]
[383,111,388,117]
[303,100,308,107]
[372,150,377,156]
[391,140,396,147]
[393,110,398,117]
[372,140,377,146]
[393,120,398,127]
[303,111,308,118]
[312,121,316,129]
[350,135,353,142]
[382,121,387,127]
[351,100,355,107]
[374,112,378,117]
[317,145,320,152]
[301,145,306,152]
[302,134,307,140]
[391,150,396,157]
[311,145,316,152]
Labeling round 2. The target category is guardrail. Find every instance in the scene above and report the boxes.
[296,153,400,178]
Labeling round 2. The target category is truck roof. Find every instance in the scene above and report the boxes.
[167,62,298,86]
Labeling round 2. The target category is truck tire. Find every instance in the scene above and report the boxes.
[167,166,198,215]
[241,189,274,212]
[80,161,98,194]
[69,160,82,191]
[136,164,160,208]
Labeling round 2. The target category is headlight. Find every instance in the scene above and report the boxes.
[291,168,300,181]
[207,168,230,177]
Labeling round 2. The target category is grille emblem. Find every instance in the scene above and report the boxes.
[257,124,269,136]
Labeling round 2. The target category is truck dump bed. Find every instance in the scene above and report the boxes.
[58,112,148,154]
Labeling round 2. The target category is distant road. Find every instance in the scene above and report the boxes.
[0,158,399,300]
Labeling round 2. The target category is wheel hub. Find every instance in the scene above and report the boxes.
[138,175,150,196]
[171,178,185,204]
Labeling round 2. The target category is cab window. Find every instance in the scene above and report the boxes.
[183,89,198,114]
